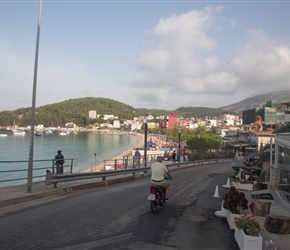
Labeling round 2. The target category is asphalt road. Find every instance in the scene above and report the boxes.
[0,163,239,250]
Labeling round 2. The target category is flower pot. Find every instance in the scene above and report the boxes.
[226,210,241,230]
[234,228,262,250]
[233,182,253,191]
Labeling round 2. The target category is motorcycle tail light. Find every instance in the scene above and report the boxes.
[150,187,157,194]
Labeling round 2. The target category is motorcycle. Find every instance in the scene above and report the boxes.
[147,185,166,213]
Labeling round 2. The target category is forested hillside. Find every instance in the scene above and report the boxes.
[0,98,136,127]
[0,97,237,127]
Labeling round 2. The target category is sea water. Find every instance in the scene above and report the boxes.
[0,130,140,187]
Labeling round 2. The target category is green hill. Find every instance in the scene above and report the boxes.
[1,90,289,127]
[0,97,136,127]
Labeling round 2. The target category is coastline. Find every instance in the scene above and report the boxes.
[85,133,144,172]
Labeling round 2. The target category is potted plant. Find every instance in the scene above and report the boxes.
[223,186,249,229]
[253,177,263,191]
[234,213,266,250]
[233,178,254,191]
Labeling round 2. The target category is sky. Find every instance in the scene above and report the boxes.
[0,0,290,112]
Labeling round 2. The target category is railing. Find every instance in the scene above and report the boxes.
[0,155,233,189]
[47,158,232,188]
[103,154,163,170]
[0,159,74,187]
[0,153,165,187]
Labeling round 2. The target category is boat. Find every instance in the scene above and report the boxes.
[0,134,8,137]
[35,132,42,136]
[44,130,53,135]
[59,131,67,136]
[13,130,26,136]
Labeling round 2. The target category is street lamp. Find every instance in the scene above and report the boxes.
[178,128,181,165]
[27,0,43,193]
[216,138,218,159]
[144,116,148,167]
[198,134,200,161]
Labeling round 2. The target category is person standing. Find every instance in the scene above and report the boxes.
[171,150,176,163]
[55,150,65,174]
[134,149,141,167]
[150,156,172,202]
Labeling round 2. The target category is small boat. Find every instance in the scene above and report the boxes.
[0,134,8,137]
[59,131,67,136]
[13,130,26,136]
[44,130,53,135]
[35,132,42,136]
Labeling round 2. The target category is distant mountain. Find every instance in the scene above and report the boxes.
[219,90,290,112]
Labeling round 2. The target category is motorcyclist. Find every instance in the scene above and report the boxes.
[150,156,172,203]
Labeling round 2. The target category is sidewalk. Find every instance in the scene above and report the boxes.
[247,189,290,250]
[218,185,290,250]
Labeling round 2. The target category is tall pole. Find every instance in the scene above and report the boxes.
[27,0,43,193]
[144,116,148,167]
[216,138,218,159]
[198,134,200,161]
[178,128,181,165]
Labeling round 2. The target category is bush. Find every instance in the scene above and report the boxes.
[223,186,248,214]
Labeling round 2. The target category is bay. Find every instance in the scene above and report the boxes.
[0,129,141,187]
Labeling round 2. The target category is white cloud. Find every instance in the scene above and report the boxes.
[125,8,290,110]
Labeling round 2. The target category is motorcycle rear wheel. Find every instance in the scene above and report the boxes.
[150,201,157,213]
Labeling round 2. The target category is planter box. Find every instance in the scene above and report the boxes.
[234,228,262,250]
[226,210,241,230]
[233,182,253,191]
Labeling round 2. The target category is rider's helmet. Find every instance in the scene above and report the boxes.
[156,156,163,162]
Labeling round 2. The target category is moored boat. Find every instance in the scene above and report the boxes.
[0,134,8,137]
[13,130,26,136]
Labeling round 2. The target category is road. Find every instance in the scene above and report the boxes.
[0,163,238,250]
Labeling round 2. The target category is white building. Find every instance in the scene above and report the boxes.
[89,110,97,119]
[113,120,120,128]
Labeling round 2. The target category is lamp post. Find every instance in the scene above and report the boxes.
[216,138,218,160]
[27,0,43,193]
[232,138,235,155]
[178,128,181,165]
[144,116,148,167]
[198,134,200,161]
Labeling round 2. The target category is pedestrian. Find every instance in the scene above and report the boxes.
[55,150,65,174]
[171,150,176,163]
[150,156,172,202]
[134,149,141,167]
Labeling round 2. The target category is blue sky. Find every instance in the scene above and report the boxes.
[0,0,290,112]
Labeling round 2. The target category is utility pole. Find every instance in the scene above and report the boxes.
[27,0,43,193]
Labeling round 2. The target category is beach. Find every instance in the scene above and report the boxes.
[87,133,144,172]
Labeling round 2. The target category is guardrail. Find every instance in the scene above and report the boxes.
[0,153,170,187]
[46,158,233,188]
[0,159,74,187]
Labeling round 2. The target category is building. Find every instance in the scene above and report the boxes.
[89,110,97,119]
[242,100,285,125]
[272,133,290,198]
[160,113,178,129]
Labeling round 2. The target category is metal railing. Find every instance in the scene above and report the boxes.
[0,159,74,187]
[47,158,232,188]
[0,154,233,189]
